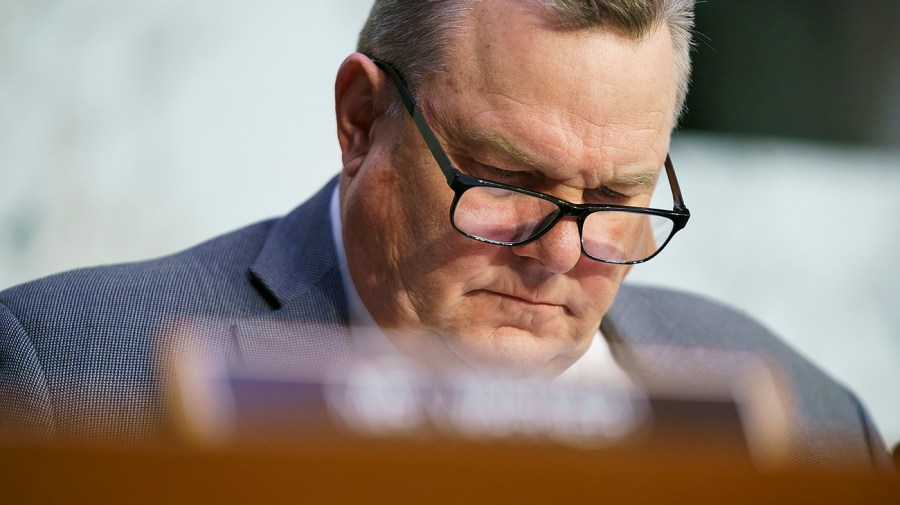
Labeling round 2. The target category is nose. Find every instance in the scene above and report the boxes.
[511,216,582,273]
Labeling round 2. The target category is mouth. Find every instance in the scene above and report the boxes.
[479,290,570,315]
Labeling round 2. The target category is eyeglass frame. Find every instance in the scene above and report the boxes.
[368,56,691,265]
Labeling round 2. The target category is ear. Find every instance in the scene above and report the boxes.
[335,53,388,178]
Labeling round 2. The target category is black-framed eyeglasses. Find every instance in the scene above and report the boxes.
[369,56,690,264]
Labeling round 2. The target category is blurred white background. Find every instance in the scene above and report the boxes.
[1,0,898,450]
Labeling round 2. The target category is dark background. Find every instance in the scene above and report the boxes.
[682,1,900,147]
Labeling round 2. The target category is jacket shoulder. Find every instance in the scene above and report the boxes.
[606,283,891,471]
[0,218,277,321]
[609,284,785,349]
[0,219,277,440]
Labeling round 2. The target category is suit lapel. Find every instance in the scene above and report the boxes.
[237,177,353,369]
[249,177,344,309]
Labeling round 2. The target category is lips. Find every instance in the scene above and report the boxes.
[482,289,564,308]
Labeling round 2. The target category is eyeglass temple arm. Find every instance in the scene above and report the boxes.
[369,57,457,186]
[372,55,689,213]
[664,155,688,212]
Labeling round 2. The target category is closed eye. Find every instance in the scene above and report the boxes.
[596,185,631,202]
[463,160,531,185]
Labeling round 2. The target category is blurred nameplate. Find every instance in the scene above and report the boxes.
[174,355,652,447]
[164,327,792,469]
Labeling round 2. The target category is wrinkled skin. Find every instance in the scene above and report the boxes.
[336,0,677,376]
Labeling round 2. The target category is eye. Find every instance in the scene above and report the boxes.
[482,166,538,188]
[598,185,629,201]
[454,154,537,186]
[464,160,522,182]
[491,167,515,178]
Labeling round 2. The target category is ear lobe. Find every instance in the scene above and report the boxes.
[335,53,386,178]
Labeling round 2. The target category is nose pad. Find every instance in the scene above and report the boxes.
[511,216,582,273]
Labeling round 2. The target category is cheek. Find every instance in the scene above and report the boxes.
[400,235,517,335]
[568,260,629,319]
[391,160,458,250]
[406,233,501,300]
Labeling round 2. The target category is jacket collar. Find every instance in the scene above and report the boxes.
[234,177,353,369]
[249,177,342,310]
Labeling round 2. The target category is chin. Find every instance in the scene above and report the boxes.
[446,325,584,376]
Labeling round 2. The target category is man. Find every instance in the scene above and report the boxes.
[0,0,890,470]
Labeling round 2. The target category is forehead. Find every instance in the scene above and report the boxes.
[424,0,677,186]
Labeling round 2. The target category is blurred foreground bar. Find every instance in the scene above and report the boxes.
[1,439,897,504]
[4,328,896,503]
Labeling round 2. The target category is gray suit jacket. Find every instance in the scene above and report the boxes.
[0,178,890,469]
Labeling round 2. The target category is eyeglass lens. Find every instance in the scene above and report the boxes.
[452,186,676,263]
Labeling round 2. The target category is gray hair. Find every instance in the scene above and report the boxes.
[358,0,695,121]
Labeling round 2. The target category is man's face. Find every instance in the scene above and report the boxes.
[341,1,677,375]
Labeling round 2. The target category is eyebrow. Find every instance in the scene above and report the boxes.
[466,129,543,170]
[465,129,661,188]
[607,171,660,187]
